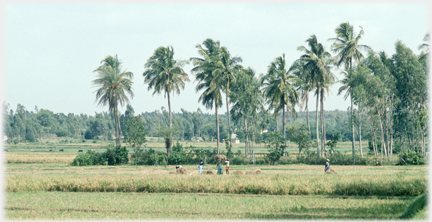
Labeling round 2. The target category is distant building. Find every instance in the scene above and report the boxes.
[260,129,268,134]
[3,136,7,142]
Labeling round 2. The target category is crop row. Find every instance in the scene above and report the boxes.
[6,174,426,196]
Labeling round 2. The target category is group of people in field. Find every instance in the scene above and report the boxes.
[197,159,230,174]
[178,158,331,174]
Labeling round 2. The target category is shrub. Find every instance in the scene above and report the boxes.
[131,148,167,166]
[398,149,425,165]
[70,144,129,166]
[54,128,69,137]
[231,156,249,165]
[277,156,293,165]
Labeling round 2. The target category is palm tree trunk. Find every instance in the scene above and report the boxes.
[283,104,286,145]
[226,84,232,147]
[215,101,220,154]
[244,117,248,157]
[275,114,278,132]
[350,93,355,164]
[306,93,311,135]
[167,91,172,157]
[321,91,326,157]
[316,89,320,158]
[114,104,121,147]
[358,104,363,157]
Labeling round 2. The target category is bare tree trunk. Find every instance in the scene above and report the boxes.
[316,89,320,158]
[215,102,220,154]
[350,94,355,164]
[275,114,278,133]
[376,104,387,162]
[358,104,363,157]
[244,117,248,157]
[384,99,390,158]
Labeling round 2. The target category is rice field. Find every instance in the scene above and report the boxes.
[2,145,428,220]
[6,191,412,220]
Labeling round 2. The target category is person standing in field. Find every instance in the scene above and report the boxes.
[225,159,230,174]
[198,159,204,174]
[325,159,330,172]
[217,163,223,174]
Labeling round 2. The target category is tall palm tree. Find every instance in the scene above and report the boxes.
[93,55,134,147]
[212,46,243,147]
[262,54,298,156]
[191,39,223,154]
[290,59,315,135]
[328,22,371,163]
[143,46,190,157]
[298,35,333,158]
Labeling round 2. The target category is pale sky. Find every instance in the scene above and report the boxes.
[2,2,429,115]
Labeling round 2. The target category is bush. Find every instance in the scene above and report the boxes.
[231,156,249,165]
[277,156,293,165]
[255,157,267,165]
[54,128,69,137]
[398,149,425,165]
[131,148,167,166]
[70,144,129,166]
[71,151,107,166]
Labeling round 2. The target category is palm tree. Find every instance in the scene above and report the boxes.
[262,54,298,156]
[143,46,190,157]
[290,59,315,135]
[212,46,243,147]
[191,38,223,154]
[328,22,371,163]
[93,55,134,147]
[297,35,333,158]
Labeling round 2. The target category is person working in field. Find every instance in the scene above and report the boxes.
[198,160,204,174]
[325,159,330,172]
[225,159,230,174]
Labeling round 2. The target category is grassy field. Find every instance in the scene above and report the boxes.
[4,138,371,155]
[6,191,412,220]
[3,142,428,220]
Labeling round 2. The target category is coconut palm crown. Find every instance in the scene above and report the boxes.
[93,55,134,147]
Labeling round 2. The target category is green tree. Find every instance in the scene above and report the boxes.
[290,59,315,135]
[92,55,134,147]
[262,54,298,155]
[124,115,147,155]
[143,46,190,157]
[329,22,371,163]
[298,34,333,158]
[191,38,223,154]
[230,67,264,157]
[287,123,312,156]
[212,46,243,147]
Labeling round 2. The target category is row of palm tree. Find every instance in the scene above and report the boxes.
[92,22,427,164]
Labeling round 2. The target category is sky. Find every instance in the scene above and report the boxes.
[2,2,430,116]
